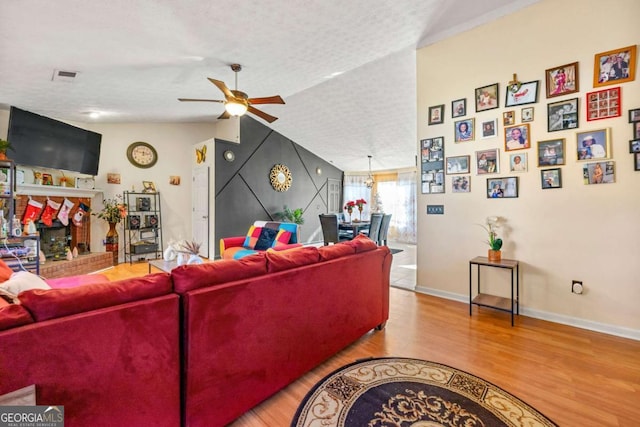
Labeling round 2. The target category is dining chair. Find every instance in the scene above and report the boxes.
[378,213,392,246]
[366,213,384,245]
[319,214,352,245]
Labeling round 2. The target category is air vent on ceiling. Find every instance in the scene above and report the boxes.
[52,69,78,82]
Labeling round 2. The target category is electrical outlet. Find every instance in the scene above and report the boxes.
[427,205,444,215]
[571,280,583,294]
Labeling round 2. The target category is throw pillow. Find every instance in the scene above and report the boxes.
[1,271,51,295]
[0,259,13,283]
[271,229,292,248]
[243,226,263,249]
[254,227,278,251]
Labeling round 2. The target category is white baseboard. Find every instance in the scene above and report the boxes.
[414,285,640,341]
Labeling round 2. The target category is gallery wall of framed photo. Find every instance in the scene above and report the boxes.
[415,0,640,335]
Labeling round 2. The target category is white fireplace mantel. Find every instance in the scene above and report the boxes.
[16,184,103,198]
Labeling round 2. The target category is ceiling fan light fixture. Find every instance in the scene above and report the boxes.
[365,155,375,188]
[224,100,248,116]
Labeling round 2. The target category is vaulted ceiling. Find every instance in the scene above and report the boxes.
[0,0,538,172]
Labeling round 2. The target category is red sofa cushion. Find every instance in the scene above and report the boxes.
[0,304,34,331]
[318,243,356,261]
[265,246,320,273]
[19,273,173,322]
[172,254,268,293]
[0,259,13,283]
[344,234,378,252]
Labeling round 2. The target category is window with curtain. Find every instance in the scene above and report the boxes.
[343,174,371,220]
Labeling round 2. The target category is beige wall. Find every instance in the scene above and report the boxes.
[416,0,640,338]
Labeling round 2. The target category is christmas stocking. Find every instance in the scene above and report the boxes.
[22,198,44,225]
[40,198,61,227]
[72,203,90,227]
[57,198,75,226]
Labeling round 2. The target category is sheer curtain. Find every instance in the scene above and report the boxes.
[343,174,371,220]
[373,170,417,244]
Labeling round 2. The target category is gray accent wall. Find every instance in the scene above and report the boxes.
[215,116,343,257]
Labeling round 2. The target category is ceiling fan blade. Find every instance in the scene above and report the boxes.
[218,110,231,120]
[178,98,224,103]
[248,95,285,105]
[248,106,278,123]
[207,78,234,99]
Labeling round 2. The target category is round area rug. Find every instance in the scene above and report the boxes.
[292,357,557,427]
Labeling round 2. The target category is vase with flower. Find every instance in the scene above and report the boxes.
[344,201,356,223]
[93,195,127,265]
[355,198,367,221]
[479,216,503,262]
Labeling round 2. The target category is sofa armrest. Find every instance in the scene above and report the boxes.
[270,243,303,252]
[220,236,246,257]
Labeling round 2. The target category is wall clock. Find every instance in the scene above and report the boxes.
[270,164,292,192]
[126,141,158,168]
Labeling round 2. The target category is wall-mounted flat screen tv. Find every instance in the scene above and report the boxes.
[7,106,102,176]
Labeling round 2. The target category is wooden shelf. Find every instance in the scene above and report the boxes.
[16,184,103,198]
[472,293,512,312]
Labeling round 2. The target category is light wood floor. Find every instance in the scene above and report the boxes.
[105,260,640,427]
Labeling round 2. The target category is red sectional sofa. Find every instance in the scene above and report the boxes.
[0,236,392,427]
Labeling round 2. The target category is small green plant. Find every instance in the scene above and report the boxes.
[275,205,304,225]
[0,138,14,153]
[479,216,503,250]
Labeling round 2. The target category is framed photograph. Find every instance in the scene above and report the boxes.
[545,62,579,98]
[480,119,497,139]
[576,128,610,160]
[475,83,499,112]
[505,80,539,107]
[586,87,621,121]
[629,108,640,123]
[509,153,527,172]
[635,122,640,139]
[451,98,466,118]
[594,45,636,87]
[451,175,470,193]
[420,137,445,194]
[635,153,640,171]
[541,168,562,189]
[583,161,615,184]
[502,111,515,126]
[547,98,579,132]
[107,173,121,184]
[537,138,565,166]
[446,155,470,174]
[42,173,53,185]
[428,104,444,125]
[475,148,499,175]
[169,176,181,185]
[142,181,157,193]
[504,123,531,151]
[629,139,640,153]
[521,107,534,123]
[454,118,474,142]
[486,176,518,198]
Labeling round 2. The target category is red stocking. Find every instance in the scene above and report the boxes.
[57,198,75,226]
[40,199,61,227]
[22,199,44,225]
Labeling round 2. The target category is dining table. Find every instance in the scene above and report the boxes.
[339,221,370,239]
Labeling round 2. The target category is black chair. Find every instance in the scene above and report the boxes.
[366,213,384,245]
[319,214,352,245]
[378,213,392,246]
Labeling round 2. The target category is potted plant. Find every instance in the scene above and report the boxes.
[275,205,304,225]
[0,138,14,160]
[480,216,503,262]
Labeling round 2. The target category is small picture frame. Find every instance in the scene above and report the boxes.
[428,104,444,125]
[480,119,497,139]
[42,173,53,185]
[629,139,640,153]
[629,108,640,123]
[545,62,579,98]
[635,153,640,171]
[583,161,615,184]
[107,173,121,184]
[547,98,579,132]
[169,176,181,185]
[537,139,565,166]
[454,118,475,142]
[505,80,539,107]
[521,107,534,123]
[446,155,470,174]
[504,123,531,151]
[541,168,562,189]
[502,111,515,126]
[576,128,610,160]
[475,148,499,175]
[452,175,471,193]
[475,83,499,112]
[509,153,527,172]
[486,176,518,198]
[143,181,157,193]
[451,98,466,118]
[593,45,636,87]
[635,122,640,139]
[586,87,621,121]
[420,137,445,194]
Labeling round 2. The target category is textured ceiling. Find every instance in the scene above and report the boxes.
[0,0,537,172]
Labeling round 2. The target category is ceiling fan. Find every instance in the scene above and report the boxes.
[178,63,285,123]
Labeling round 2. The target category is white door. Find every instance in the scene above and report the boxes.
[192,166,210,257]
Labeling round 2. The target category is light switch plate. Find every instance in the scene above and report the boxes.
[427,205,444,215]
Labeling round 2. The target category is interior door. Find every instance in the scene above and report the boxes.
[327,178,341,213]
[192,166,210,257]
